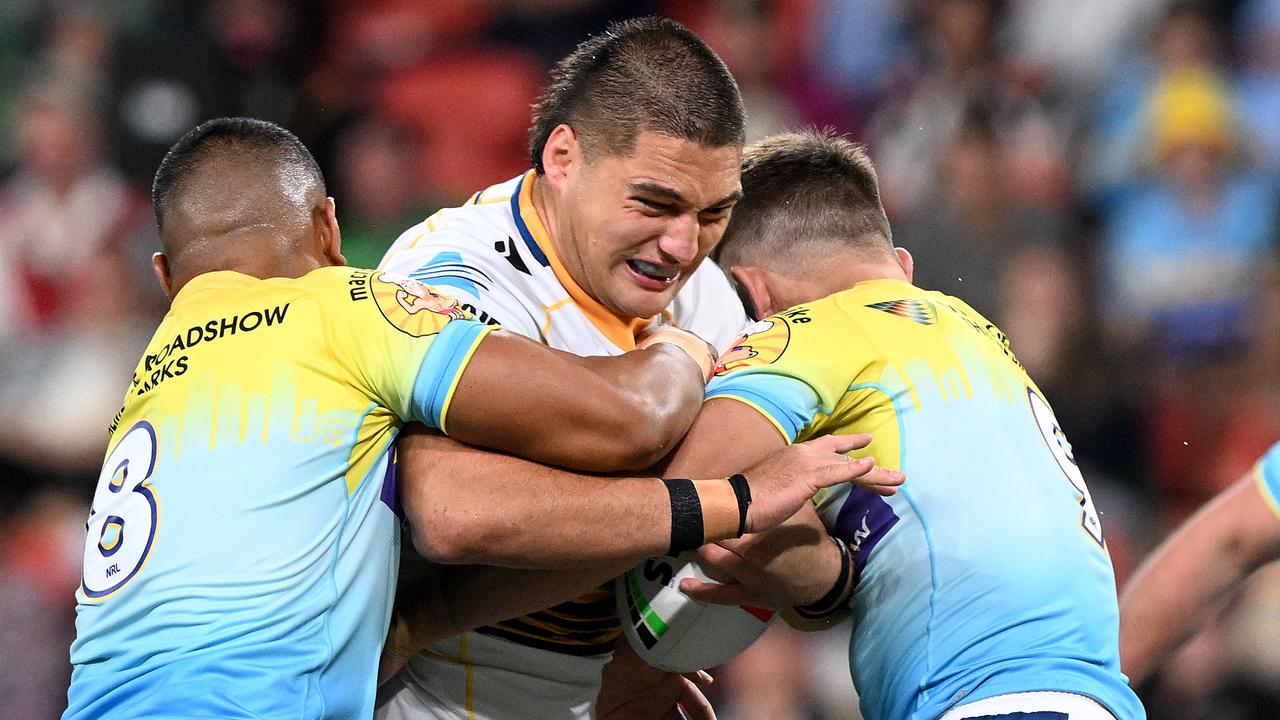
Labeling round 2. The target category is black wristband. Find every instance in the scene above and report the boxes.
[664,479,704,555]
[727,473,751,537]
[793,536,853,619]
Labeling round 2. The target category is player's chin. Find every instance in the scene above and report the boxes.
[613,273,683,318]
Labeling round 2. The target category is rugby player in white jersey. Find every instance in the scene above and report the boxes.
[375,16,752,720]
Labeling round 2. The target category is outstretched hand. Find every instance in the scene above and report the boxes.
[742,433,902,534]
[680,503,844,611]
[597,641,717,720]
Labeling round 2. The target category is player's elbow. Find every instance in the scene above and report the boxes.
[404,494,494,564]
[623,417,679,469]
[596,385,694,470]
[410,519,490,565]
[584,407,676,471]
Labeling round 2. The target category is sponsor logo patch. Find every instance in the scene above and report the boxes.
[371,272,466,337]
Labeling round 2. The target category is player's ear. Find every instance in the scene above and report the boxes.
[152,252,175,299]
[729,266,774,320]
[541,124,581,189]
[317,197,346,267]
[894,246,914,284]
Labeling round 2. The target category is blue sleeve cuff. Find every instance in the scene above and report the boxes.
[1257,441,1280,517]
[706,373,822,444]
[409,319,494,430]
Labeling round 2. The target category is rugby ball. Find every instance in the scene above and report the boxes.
[615,552,775,672]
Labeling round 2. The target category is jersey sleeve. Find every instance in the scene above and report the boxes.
[704,309,854,443]
[322,268,495,431]
[380,223,542,339]
[706,372,822,444]
[670,260,750,353]
[1253,441,1280,520]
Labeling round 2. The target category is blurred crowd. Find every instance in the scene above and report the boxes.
[1,1,1278,718]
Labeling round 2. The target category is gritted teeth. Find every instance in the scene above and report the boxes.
[628,259,679,281]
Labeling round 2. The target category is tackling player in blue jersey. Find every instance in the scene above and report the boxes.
[667,131,1145,720]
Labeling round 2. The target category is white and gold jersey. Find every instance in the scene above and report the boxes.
[381,171,745,355]
[376,171,748,720]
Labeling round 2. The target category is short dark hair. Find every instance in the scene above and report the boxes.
[528,16,745,173]
[152,117,325,232]
[715,130,893,271]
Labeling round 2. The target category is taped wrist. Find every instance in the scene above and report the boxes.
[664,479,704,555]
[637,327,717,380]
[664,475,754,554]
[727,473,751,537]
[793,535,854,619]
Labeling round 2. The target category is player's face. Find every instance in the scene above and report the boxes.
[562,131,742,320]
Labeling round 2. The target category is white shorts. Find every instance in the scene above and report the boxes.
[940,691,1119,720]
[374,632,610,720]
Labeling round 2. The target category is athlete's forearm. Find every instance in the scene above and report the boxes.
[399,429,681,568]
[381,557,630,684]
[398,424,880,567]
[1117,515,1239,684]
[1119,475,1280,684]
[444,331,704,471]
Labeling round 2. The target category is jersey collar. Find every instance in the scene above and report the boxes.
[515,170,651,350]
[171,270,256,302]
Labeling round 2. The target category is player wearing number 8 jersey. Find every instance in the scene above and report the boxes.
[666,132,1145,720]
[64,118,872,720]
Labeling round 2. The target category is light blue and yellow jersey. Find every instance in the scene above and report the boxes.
[705,279,1145,720]
[65,267,493,720]
[1253,442,1280,519]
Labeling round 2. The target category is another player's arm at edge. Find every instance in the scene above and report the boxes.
[446,328,708,471]
[1118,468,1280,686]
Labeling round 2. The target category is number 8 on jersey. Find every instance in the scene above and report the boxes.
[81,421,160,600]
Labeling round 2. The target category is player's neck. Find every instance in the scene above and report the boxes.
[838,258,909,289]
[762,259,909,315]
[169,236,327,296]
[530,175,561,257]
[809,258,909,299]
[529,176,602,312]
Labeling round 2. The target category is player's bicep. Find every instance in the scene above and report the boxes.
[404,319,497,429]
[665,372,823,477]
[664,397,790,478]
[440,331,672,470]
[706,373,821,444]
